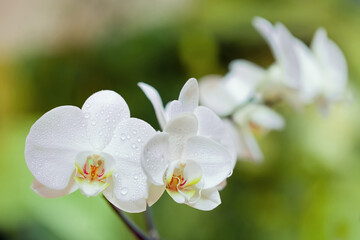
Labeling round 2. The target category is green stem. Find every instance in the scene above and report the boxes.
[145,206,160,240]
[105,198,152,240]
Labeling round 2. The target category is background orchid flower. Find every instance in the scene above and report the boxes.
[25,90,162,213]
[141,114,232,210]
[138,78,236,167]
[199,60,264,117]
[225,104,285,162]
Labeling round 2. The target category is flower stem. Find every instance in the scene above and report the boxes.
[145,206,160,240]
[105,198,151,240]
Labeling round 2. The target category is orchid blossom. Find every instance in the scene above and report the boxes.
[25,90,162,213]
[138,78,236,167]
[142,114,232,210]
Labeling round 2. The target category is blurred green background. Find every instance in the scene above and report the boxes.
[1,0,360,239]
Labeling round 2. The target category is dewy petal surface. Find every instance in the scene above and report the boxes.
[31,178,78,198]
[164,114,198,160]
[103,161,148,213]
[102,118,157,212]
[138,82,167,129]
[195,106,237,164]
[183,136,232,189]
[25,106,91,190]
[178,78,199,113]
[82,90,130,151]
[142,133,171,185]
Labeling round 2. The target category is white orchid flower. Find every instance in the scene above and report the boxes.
[25,90,162,213]
[199,60,264,117]
[252,17,301,89]
[141,114,232,210]
[227,103,285,162]
[310,28,348,114]
[138,78,236,166]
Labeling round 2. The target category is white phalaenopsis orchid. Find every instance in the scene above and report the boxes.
[25,90,162,213]
[295,28,348,114]
[142,114,232,210]
[138,78,236,166]
[229,104,285,162]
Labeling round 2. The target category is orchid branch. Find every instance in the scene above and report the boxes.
[145,206,160,240]
[105,198,152,240]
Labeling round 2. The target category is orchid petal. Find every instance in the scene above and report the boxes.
[164,100,183,121]
[188,187,221,211]
[195,106,237,166]
[238,126,264,162]
[142,133,171,185]
[103,161,148,213]
[165,114,198,160]
[178,78,199,113]
[147,183,166,207]
[82,90,130,151]
[199,75,238,116]
[25,106,90,190]
[184,136,232,189]
[31,178,78,198]
[138,82,167,129]
[311,28,348,100]
[166,189,186,204]
[104,118,156,164]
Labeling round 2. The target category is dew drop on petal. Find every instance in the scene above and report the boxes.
[120,187,128,195]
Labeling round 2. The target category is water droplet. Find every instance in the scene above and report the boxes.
[84,113,90,119]
[126,135,131,139]
[133,130,137,135]
[91,121,96,126]
[137,138,142,142]
[85,104,90,108]
[133,174,138,180]
[120,134,126,140]
[132,144,137,149]
[120,187,128,195]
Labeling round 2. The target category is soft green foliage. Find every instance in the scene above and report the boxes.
[1,0,360,239]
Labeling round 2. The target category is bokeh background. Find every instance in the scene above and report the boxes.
[1,0,360,239]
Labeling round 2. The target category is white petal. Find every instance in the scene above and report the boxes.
[147,183,166,207]
[25,106,91,189]
[238,126,264,162]
[183,136,232,189]
[142,133,171,185]
[233,104,285,130]
[178,78,199,113]
[138,82,167,129]
[82,90,130,151]
[253,17,300,88]
[31,178,78,198]
[104,118,156,164]
[199,75,238,116]
[293,39,322,103]
[164,100,183,121]
[226,60,264,101]
[165,114,198,160]
[103,161,148,213]
[195,106,237,166]
[166,189,186,204]
[189,187,221,211]
[274,23,301,88]
[311,28,348,100]
[250,106,285,130]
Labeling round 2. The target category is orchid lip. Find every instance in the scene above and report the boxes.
[74,151,115,197]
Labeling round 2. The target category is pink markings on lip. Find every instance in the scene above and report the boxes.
[180,179,187,187]
[97,169,105,178]
[83,165,89,175]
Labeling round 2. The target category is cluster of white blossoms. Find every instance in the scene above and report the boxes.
[25,17,348,212]
[199,17,348,162]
